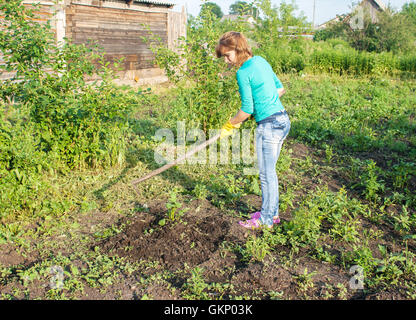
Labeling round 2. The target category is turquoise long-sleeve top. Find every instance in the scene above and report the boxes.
[236,55,285,123]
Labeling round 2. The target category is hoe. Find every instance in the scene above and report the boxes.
[131,133,221,185]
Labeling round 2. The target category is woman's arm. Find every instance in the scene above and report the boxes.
[274,73,286,98]
[230,109,251,126]
[278,88,286,98]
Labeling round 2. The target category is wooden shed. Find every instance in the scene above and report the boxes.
[1,0,187,85]
[358,0,386,23]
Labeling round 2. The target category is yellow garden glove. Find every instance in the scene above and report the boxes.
[220,120,241,139]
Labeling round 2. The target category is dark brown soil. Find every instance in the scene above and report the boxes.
[98,200,247,271]
[93,198,364,299]
[2,138,413,300]
[87,137,415,300]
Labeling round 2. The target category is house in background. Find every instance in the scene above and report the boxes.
[359,0,387,23]
[220,14,256,27]
[0,0,187,85]
[317,0,387,30]
[316,15,347,30]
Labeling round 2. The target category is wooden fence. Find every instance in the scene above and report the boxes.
[168,6,187,50]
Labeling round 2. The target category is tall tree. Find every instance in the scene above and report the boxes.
[200,1,224,19]
[229,1,258,17]
[401,1,416,25]
[277,1,308,27]
[375,8,416,53]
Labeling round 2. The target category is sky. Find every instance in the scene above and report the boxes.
[169,0,413,26]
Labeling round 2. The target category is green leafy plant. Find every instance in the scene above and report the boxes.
[283,205,323,248]
[360,160,385,202]
[165,189,182,222]
[0,0,131,170]
[182,266,209,300]
[392,206,412,234]
[193,183,209,200]
[294,268,316,298]
[240,234,271,262]
[144,9,240,133]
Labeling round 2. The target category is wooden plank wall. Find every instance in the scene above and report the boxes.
[66,3,168,71]
[360,0,381,23]
[168,7,187,51]
[1,1,187,83]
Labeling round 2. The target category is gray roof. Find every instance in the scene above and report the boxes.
[372,0,387,11]
[361,0,387,11]
[130,0,175,7]
[220,14,256,22]
[319,0,386,28]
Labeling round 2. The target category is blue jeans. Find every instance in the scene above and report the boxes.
[255,112,291,226]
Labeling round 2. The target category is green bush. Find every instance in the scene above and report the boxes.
[0,0,134,221]
[0,0,131,169]
[310,46,377,75]
[0,110,60,221]
[313,17,347,42]
[325,38,351,50]
[399,55,416,73]
[146,11,240,133]
[314,8,416,55]
[373,51,399,75]
[260,44,306,74]
[256,37,308,75]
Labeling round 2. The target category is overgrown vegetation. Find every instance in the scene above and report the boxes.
[0,0,415,300]
[0,0,134,223]
[313,3,416,54]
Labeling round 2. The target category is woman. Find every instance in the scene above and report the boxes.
[216,31,290,229]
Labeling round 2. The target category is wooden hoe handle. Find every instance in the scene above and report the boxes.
[131,133,221,185]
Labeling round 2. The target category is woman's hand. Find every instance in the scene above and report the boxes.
[220,120,240,139]
[220,109,250,139]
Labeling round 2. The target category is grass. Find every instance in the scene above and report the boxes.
[1,73,415,300]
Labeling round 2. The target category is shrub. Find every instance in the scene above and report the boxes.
[259,43,306,74]
[0,0,131,169]
[145,11,240,133]
[0,0,133,221]
[314,7,416,55]
[310,47,376,76]
[399,55,416,73]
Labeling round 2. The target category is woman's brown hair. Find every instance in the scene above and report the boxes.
[215,31,253,67]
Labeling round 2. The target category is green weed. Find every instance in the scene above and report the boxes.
[239,234,271,263]
[181,266,209,300]
[165,189,182,222]
[294,268,316,298]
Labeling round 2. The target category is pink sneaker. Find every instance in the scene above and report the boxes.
[238,217,261,229]
[239,217,275,230]
[250,211,261,219]
[250,212,280,224]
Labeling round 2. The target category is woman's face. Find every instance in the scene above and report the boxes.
[223,50,237,67]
